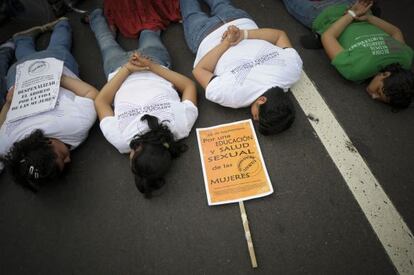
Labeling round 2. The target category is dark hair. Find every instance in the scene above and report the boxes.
[258,87,295,135]
[381,63,414,109]
[2,129,60,191]
[129,114,187,198]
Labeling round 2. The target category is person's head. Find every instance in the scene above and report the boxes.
[2,129,70,191]
[366,63,414,109]
[129,115,187,198]
[250,87,296,135]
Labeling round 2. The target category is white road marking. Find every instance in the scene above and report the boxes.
[291,71,414,274]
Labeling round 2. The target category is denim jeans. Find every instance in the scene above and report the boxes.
[0,46,14,108]
[282,0,354,28]
[6,19,79,89]
[180,0,252,53]
[89,9,171,78]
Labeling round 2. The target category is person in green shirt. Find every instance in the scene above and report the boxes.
[283,0,414,109]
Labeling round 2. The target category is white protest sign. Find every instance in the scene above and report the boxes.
[8,58,64,122]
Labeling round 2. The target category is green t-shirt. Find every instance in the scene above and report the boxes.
[312,4,414,82]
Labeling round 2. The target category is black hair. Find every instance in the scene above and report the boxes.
[2,129,60,192]
[258,87,295,135]
[381,63,414,109]
[129,114,187,198]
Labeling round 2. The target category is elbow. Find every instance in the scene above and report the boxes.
[394,28,404,40]
[192,68,199,78]
[192,68,202,83]
[86,88,99,100]
[321,32,328,43]
[279,30,288,39]
[94,94,105,108]
[394,27,402,35]
[187,81,197,92]
[320,32,330,48]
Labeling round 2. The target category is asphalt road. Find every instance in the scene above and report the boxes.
[0,0,413,274]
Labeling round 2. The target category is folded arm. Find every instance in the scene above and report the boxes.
[192,40,232,89]
[143,56,197,106]
[0,87,14,128]
[321,0,373,60]
[366,15,405,43]
[94,66,131,121]
[60,75,99,100]
[244,28,292,48]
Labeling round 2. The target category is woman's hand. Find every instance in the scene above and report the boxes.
[123,52,151,73]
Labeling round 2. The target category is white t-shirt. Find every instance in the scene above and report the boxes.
[0,67,97,156]
[194,18,303,108]
[100,69,198,154]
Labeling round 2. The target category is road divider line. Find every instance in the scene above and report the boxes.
[291,71,414,274]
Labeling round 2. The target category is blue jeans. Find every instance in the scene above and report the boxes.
[89,9,171,78]
[0,46,14,108]
[6,19,79,89]
[282,0,354,28]
[180,0,252,53]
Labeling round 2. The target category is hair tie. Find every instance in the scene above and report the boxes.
[162,142,170,149]
[28,165,40,179]
[28,166,35,175]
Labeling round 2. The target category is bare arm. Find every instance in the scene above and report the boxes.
[0,88,13,128]
[321,13,353,60]
[192,40,232,89]
[60,75,99,100]
[0,102,10,128]
[222,26,292,49]
[321,0,373,60]
[244,28,292,48]
[366,15,405,43]
[94,66,131,121]
[137,54,197,105]
[193,25,258,89]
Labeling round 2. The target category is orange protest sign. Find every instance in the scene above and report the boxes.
[196,120,273,205]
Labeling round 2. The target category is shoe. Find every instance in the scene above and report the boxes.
[300,32,323,50]
[0,39,15,50]
[12,25,44,40]
[40,16,69,32]
[80,13,89,24]
[12,17,68,39]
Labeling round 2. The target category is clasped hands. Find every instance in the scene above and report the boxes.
[349,0,374,20]
[221,25,244,46]
[123,52,152,73]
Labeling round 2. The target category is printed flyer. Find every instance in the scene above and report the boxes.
[196,120,273,205]
[8,57,63,122]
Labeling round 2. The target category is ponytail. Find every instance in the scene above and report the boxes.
[129,115,187,198]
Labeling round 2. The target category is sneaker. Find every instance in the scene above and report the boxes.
[80,13,89,24]
[12,17,68,40]
[0,39,15,50]
[300,32,323,50]
[12,25,44,40]
[40,17,69,32]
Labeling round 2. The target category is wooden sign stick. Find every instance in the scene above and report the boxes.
[239,201,258,268]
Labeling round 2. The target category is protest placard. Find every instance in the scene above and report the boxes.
[7,58,64,122]
[196,119,273,206]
